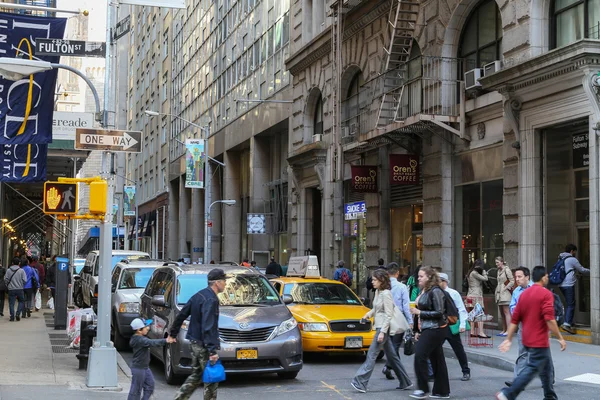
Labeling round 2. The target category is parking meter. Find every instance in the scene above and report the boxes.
[54,256,69,329]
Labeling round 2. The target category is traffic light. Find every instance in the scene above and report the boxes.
[44,182,78,215]
[89,180,107,215]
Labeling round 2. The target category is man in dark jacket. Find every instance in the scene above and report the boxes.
[31,257,45,287]
[0,263,6,316]
[4,257,26,321]
[265,257,283,277]
[170,268,227,400]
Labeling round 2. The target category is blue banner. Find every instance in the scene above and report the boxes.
[0,12,67,145]
[1,143,47,182]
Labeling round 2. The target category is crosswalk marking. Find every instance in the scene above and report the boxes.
[565,373,600,385]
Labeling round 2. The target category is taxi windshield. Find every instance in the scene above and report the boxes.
[283,282,362,305]
[219,275,281,306]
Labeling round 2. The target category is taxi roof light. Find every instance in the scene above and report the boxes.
[286,256,321,278]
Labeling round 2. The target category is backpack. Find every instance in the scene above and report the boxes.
[340,269,352,286]
[552,290,565,326]
[436,287,459,325]
[549,256,573,285]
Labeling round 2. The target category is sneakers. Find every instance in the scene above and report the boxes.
[561,324,575,334]
[9,317,14,321]
[382,366,395,380]
[409,390,428,399]
[461,373,470,381]
[495,392,508,400]
[16,316,20,321]
[351,382,366,393]
[430,395,450,399]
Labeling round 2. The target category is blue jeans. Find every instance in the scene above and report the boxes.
[559,286,575,326]
[502,346,557,400]
[8,289,24,319]
[128,367,155,400]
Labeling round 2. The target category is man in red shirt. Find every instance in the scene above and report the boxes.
[496,265,566,400]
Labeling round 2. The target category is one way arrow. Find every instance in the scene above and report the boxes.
[75,128,142,153]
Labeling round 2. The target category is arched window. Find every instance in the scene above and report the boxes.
[459,0,503,70]
[552,0,600,49]
[314,95,323,136]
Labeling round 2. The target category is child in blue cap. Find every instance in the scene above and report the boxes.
[128,317,175,400]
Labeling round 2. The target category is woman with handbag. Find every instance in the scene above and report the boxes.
[494,256,514,337]
[409,266,450,400]
[351,269,412,393]
[466,259,490,338]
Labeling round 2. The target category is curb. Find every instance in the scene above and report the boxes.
[116,351,132,379]
[443,345,514,372]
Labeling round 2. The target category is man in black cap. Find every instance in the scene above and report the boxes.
[265,257,283,277]
[170,268,227,400]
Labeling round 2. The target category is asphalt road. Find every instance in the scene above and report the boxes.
[118,349,600,400]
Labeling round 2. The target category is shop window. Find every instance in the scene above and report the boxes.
[458,0,503,70]
[552,0,600,48]
[314,95,323,136]
[390,204,423,275]
[457,180,503,279]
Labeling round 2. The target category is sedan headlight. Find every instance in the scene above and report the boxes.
[299,322,329,332]
[118,302,140,313]
[276,317,298,336]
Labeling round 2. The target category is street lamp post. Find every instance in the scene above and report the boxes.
[145,110,225,263]
[0,54,116,387]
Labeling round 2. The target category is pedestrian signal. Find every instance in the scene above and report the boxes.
[43,182,78,215]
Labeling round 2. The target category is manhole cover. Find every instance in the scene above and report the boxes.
[51,346,78,354]
[50,339,72,346]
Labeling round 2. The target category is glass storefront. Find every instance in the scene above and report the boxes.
[343,217,366,293]
[390,204,423,276]
[545,122,590,324]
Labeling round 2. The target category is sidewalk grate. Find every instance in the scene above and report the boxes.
[46,323,54,328]
[43,312,53,316]
[50,339,72,346]
[49,333,67,339]
[52,346,78,354]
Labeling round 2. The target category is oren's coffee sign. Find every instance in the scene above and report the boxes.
[390,154,419,185]
[351,166,378,192]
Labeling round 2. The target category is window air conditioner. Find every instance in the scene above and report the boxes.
[464,68,483,91]
[483,60,502,76]
[312,134,323,143]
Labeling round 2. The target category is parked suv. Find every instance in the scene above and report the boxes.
[110,259,178,349]
[77,250,150,310]
[140,264,303,384]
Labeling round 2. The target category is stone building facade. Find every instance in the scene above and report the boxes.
[286,0,600,342]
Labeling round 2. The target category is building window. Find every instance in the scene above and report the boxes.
[459,0,503,70]
[552,0,600,48]
[314,95,323,136]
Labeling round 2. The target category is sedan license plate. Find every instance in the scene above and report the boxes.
[345,336,363,349]
[236,348,258,360]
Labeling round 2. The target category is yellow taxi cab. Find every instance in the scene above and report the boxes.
[269,256,375,353]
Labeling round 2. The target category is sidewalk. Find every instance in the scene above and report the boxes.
[444,328,600,381]
[0,305,131,399]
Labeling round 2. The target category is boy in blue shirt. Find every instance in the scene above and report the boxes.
[128,318,175,400]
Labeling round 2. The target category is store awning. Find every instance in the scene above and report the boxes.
[77,227,100,256]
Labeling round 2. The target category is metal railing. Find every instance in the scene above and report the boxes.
[340,56,465,141]
[589,22,600,40]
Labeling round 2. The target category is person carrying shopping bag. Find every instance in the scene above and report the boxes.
[351,269,413,393]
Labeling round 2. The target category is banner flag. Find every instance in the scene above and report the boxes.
[0,12,67,145]
[185,139,205,189]
[0,143,47,182]
[124,186,136,216]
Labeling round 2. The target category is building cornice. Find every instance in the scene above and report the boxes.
[286,0,391,76]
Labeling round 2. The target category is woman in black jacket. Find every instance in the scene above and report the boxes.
[409,266,450,399]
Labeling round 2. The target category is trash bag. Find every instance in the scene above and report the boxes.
[47,297,54,310]
[35,291,42,310]
[403,329,416,356]
[202,360,226,383]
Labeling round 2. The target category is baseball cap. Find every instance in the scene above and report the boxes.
[130,318,153,331]
[439,273,449,283]
[207,268,227,281]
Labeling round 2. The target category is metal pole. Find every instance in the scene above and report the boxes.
[68,157,77,306]
[204,131,212,264]
[0,2,84,14]
[86,0,118,388]
[135,200,139,251]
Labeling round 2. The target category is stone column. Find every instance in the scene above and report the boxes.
[222,151,242,262]
[191,188,202,263]
[588,118,600,344]
[249,137,270,256]
[178,176,189,259]
[167,180,179,260]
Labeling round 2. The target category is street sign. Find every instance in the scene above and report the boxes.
[75,128,142,152]
[53,112,95,141]
[113,15,131,41]
[43,182,78,215]
[35,38,106,58]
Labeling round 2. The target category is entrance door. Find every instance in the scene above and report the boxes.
[544,122,590,325]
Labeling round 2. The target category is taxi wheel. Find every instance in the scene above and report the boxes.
[277,371,299,380]
[164,345,179,384]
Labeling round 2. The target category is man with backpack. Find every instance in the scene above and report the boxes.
[333,260,353,286]
[21,259,39,318]
[552,244,589,334]
[365,259,386,293]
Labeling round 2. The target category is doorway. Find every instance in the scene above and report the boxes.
[307,188,322,265]
[544,121,590,325]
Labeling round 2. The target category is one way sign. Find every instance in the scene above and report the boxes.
[75,128,142,153]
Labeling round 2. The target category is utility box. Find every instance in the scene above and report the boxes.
[89,181,107,215]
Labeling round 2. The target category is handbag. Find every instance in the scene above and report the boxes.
[202,360,226,383]
[403,329,415,356]
[450,320,471,335]
[389,304,410,335]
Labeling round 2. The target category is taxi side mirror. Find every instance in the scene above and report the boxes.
[282,294,293,305]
